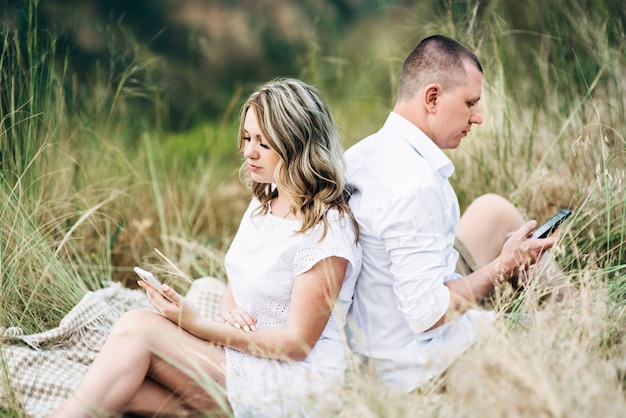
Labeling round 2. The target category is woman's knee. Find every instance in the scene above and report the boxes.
[110,309,165,341]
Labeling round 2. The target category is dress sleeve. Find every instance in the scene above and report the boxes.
[292,210,360,280]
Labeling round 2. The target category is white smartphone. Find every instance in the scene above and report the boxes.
[133,266,173,302]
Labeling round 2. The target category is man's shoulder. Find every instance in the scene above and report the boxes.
[345,128,417,167]
[346,134,433,181]
[345,130,384,157]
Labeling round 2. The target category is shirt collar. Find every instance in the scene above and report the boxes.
[383,112,455,178]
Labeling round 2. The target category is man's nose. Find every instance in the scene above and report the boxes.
[471,106,483,125]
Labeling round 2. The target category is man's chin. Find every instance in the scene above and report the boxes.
[448,138,463,149]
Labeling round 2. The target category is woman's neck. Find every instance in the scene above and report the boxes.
[270,195,295,219]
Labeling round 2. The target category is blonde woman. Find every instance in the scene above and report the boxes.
[49,78,361,417]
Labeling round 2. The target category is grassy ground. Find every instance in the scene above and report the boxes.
[1,0,625,416]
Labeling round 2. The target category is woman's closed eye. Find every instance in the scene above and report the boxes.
[243,135,271,150]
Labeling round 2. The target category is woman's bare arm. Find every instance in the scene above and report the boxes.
[144,256,348,361]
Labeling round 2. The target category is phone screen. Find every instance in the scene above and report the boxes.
[133,267,173,302]
[530,209,572,239]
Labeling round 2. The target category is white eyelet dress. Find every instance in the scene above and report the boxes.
[223,198,361,417]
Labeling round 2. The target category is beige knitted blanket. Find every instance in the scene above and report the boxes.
[0,278,225,418]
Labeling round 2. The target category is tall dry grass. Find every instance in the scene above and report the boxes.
[333,1,626,417]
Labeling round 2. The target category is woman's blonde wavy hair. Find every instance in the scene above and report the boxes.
[237,78,357,240]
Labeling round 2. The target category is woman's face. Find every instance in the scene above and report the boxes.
[241,108,281,184]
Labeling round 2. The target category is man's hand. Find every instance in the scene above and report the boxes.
[495,220,558,284]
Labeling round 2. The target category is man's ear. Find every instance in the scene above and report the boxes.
[424,83,440,113]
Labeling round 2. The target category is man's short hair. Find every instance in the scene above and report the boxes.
[397,35,483,100]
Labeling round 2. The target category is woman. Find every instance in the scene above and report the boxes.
[49,78,361,417]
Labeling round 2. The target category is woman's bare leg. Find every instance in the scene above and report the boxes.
[49,309,228,417]
[123,378,193,417]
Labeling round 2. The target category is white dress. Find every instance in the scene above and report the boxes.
[223,198,361,417]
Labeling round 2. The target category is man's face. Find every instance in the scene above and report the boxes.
[430,62,484,149]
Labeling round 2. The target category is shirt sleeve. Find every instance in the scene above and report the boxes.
[378,184,452,334]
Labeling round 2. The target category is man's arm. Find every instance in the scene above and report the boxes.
[430,220,556,329]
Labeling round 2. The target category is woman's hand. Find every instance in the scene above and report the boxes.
[216,307,257,333]
[138,280,202,330]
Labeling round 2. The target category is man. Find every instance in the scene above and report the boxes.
[345,35,569,392]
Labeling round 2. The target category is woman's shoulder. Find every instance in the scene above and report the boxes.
[325,206,354,226]
[294,208,360,270]
[314,207,358,245]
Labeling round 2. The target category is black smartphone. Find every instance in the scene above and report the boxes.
[530,209,572,239]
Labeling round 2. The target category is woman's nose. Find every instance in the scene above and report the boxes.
[243,142,257,158]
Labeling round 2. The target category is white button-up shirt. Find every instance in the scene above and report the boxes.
[345,112,492,392]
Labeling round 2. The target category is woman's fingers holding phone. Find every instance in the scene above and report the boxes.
[138,280,176,306]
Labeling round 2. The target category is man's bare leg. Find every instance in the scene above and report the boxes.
[456,193,526,269]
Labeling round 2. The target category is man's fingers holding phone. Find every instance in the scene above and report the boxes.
[530,209,572,239]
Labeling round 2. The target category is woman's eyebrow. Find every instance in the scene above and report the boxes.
[242,129,261,136]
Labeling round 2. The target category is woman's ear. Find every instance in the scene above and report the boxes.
[424,83,440,113]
